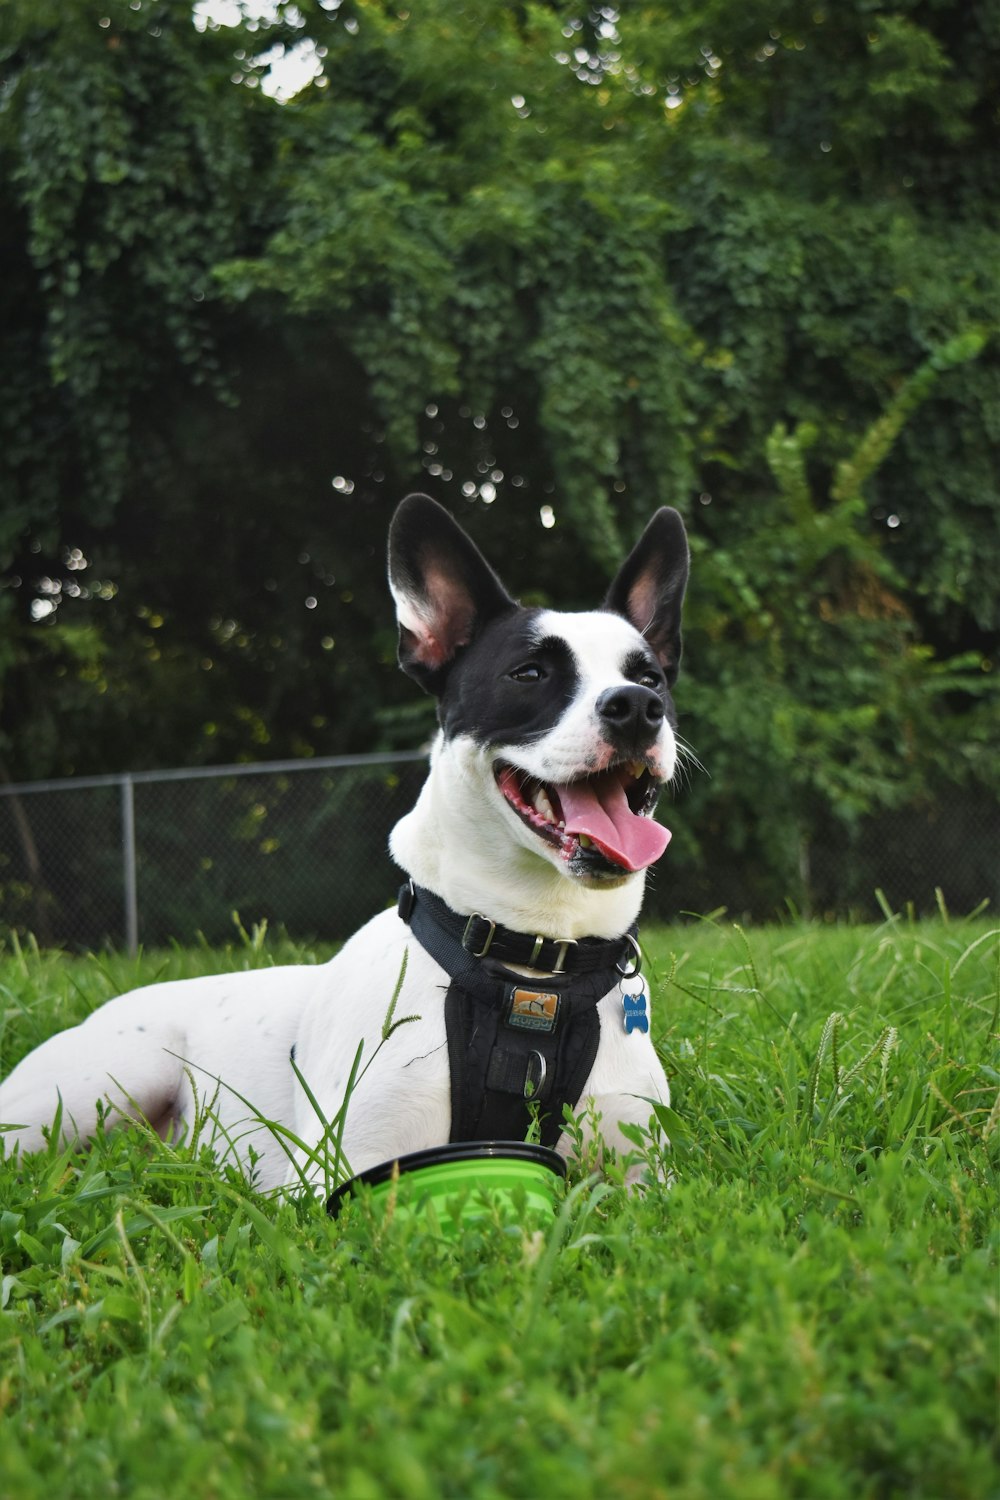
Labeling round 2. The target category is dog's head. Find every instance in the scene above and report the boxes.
[388,494,689,922]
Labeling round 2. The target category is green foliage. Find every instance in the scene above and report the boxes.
[830,330,989,510]
[0,0,275,533]
[216,3,700,556]
[1,919,996,1496]
[0,0,996,916]
[667,323,996,906]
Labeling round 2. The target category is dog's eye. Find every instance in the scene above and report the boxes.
[636,670,662,689]
[509,663,544,683]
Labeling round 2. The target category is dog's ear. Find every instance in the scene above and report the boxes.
[388,493,516,692]
[603,507,690,685]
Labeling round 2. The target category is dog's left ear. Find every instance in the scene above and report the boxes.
[388,493,516,692]
[603,507,690,685]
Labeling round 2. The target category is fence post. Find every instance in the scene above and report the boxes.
[121,774,138,956]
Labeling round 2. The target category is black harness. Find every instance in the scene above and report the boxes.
[397,882,639,1148]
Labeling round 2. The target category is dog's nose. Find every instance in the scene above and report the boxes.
[596,685,665,749]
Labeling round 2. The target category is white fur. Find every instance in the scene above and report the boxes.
[0,622,672,1190]
[517,609,677,785]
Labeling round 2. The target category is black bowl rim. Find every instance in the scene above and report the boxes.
[326,1139,567,1216]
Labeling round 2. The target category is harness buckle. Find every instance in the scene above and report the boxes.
[462,913,496,958]
[397,879,416,923]
[552,937,577,974]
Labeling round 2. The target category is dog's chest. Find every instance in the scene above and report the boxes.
[292,907,640,1174]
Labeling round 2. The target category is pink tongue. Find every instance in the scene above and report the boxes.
[556,775,671,872]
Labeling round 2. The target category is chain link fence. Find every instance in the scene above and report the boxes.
[0,754,427,952]
[653,789,999,926]
[0,755,996,950]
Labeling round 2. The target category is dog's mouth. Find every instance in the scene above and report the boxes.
[494,760,671,875]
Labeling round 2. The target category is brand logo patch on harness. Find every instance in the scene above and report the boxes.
[505,987,561,1033]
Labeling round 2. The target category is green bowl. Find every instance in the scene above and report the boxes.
[326,1141,566,1234]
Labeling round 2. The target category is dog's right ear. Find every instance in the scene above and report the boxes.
[388,494,516,692]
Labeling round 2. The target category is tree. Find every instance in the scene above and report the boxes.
[0,0,996,915]
[0,0,406,772]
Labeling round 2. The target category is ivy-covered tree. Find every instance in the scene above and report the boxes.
[217,0,1000,906]
[0,0,996,915]
[0,0,400,772]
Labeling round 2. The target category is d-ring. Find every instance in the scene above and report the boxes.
[524,1050,547,1100]
[615,933,642,978]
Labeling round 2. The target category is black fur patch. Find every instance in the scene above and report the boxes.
[438,611,580,745]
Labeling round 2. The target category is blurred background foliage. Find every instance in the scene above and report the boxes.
[0,0,996,918]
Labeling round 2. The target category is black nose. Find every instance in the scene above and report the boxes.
[596,685,665,750]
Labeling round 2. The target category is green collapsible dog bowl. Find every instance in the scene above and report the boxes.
[326,1141,566,1234]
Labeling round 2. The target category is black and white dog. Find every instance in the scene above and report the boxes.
[0,495,689,1189]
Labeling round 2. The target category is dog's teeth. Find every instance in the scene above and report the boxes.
[630,761,645,778]
[578,834,592,849]
[533,788,556,823]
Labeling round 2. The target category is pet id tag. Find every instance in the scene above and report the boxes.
[621,987,649,1035]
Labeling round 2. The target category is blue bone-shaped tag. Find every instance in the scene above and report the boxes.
[622,991,649,1035]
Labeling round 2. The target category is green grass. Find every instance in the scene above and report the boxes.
[1,914,997,1499]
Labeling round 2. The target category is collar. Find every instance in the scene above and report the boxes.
[397,881,641,980]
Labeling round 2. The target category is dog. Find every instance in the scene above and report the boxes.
[0,494,689,1190]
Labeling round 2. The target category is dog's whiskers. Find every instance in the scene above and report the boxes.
[671,736,706,792]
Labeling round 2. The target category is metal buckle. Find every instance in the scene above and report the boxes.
[615,933,642,978]
[551,937,577,974]
[527,934,576,972]
[462,913,496,958]
[397,879,416,923]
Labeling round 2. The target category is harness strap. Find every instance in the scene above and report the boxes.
[399,881,636,976]
[399,883,628,1148]
[444,983,602,1147]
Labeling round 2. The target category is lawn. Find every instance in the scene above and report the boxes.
[1,913,996,1499]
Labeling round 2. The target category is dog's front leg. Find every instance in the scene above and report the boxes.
[284,928,453,1188]
[562,1001,672,1186]
[558,1086,670,1188]
[285,1044,453,1190]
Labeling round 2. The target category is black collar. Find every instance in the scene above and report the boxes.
[397,881,640,979]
